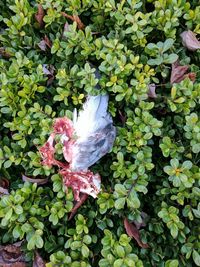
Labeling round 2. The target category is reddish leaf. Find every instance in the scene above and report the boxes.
[0,178,9,189]
[170,60,196,84]
[22,174,48,185]
[68,193,88,220]
[124,218,149,248]
[180,30,200,51]
[61,12,85,30]
[32,251,45,267]
[170,61,188,84]
[44,35,52,48]
[35,4,45,28]
[184,72,196,82]
[148,84,157,98]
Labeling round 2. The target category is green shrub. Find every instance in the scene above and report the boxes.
[0,0,200,266]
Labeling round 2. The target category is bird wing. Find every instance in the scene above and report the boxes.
[70,64,116,171]
[70,122,116,171]
[73,94,109,137]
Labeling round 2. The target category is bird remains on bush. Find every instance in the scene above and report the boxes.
[39,65,116,204]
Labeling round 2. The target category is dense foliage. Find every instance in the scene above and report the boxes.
[0,0,200,266]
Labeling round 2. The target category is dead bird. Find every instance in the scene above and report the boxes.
[39,65,116,202]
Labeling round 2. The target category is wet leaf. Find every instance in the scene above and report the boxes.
[170,61,188,84]
[170,60,196,84]
[180,30,200,51]
[184,72,196,82]
[0,48,11,58]
[123,218,149,248]
[38,35,52,51]
[42,64,55,86]
[32,251,45,267]
[133,212,148,230]
[148,84,157,98]
[62,22,70,39]
[118,110,126,125]
[0,178,9,196]
[22,174,48,185]
[68,193,88,220]
[35,4,45,28]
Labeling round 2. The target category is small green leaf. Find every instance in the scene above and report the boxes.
[115,184,127,196]
[81,244,90,258]
[35,235,44,248]
[14,205,23,215]
[165,53,178,64]
[5,208,13,221]
[165,259,179,267]
[115,198,126,210]
[12,225,22,239]
[115,245,125,258]
[114,259,123,267]
[193,250,200,266]
[27,235,36,250]
[170,223,178,238]
[163,38,174,52]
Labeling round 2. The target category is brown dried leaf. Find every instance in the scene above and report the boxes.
[61,12,85,30]
[0,187,9,196]
[1,262,27,267]
[32,251,45,267]
[133,212,148,230]
[22,174,48,185]
[68,193,88,220]
[0,48,11,58]
[35,4,45,28]
[38,40,46,51]
[170,60,196,84]
[42,64,55,86]
[184,72,196,82]
[118,110,126,125]
[148,84,157,98]
[180,30,200,51]
[0,178,9,196]
[44,35,52,48]
[0,178,9,189]
[124,218,149,248]
[170,61,188,84]
[0,241,26,267]
[38,35,52,51]
[62,22,70,39]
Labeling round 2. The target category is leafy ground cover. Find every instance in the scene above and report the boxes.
[0,0,200,266]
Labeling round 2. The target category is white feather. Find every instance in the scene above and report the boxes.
[73,94,111,137]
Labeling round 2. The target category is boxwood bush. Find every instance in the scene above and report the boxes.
[0,0,200,266]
